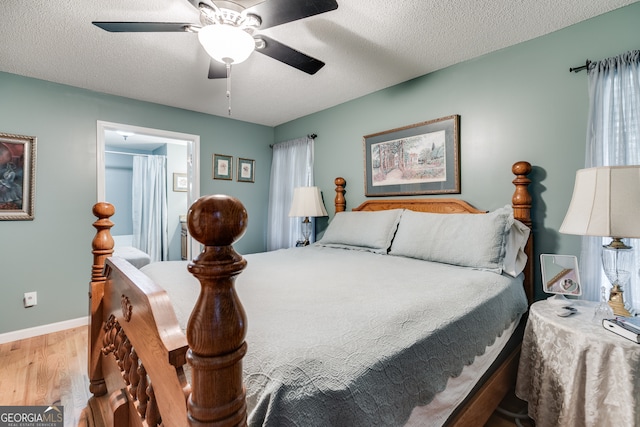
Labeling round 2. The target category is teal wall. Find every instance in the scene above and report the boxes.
[0,73,273,334]
[0,3,638,334]
[274,3,640,300]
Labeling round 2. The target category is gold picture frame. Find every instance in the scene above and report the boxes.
[0,132,36,220]
[237,158,255,183]
[213,154,232,180]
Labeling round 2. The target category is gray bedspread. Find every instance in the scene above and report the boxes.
[141,245,527,427]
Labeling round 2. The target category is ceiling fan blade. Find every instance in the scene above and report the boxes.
[92,22,193,32]
[208,60,228,79]
[247,0,338,30]
[256,36,325,75]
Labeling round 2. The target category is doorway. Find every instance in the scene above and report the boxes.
[96,121,200,260]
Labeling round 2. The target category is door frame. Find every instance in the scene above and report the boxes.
[96,120,201,259]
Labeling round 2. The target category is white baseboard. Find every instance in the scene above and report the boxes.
[0,317,88,344]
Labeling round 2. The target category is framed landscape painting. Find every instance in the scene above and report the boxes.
[363,115,460,196]
[0,132,36,220]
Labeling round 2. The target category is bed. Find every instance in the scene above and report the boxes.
[112,235,151,268]
[85,161,534,427]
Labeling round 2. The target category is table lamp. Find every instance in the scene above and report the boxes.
[288,186,328,246]
[559,165,640,316]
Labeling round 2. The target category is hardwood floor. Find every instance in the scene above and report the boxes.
[0,326,91,426]
[0,326,534,427]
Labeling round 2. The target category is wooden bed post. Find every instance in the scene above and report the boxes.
[185,195,249,427]
[334,177,346,213]
[511,161,534,304]
[89,202,115,396]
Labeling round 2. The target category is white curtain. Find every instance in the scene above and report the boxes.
[581,50,640,309]
[267,136,315,250]
[132,155,168,262]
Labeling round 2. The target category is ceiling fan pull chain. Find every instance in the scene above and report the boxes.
[226,62,232,116]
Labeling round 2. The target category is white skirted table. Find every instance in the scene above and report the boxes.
[516,300,640,427]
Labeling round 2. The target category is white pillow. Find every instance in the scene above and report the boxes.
[389,206,514,273]
[503,219,530,277]
[317,209,403,254]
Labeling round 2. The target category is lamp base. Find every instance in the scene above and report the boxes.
[602,240,633,317]
[300,216,312,246]
[608,284,631,317]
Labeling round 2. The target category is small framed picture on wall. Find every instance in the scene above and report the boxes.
[173,173,187,192]
[213,154,232,180]
[237,158,255,183]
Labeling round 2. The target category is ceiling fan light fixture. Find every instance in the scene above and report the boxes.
[198,24,255,65]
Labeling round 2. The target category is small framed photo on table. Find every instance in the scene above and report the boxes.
[213,154,232,180]
[237,158,255,183]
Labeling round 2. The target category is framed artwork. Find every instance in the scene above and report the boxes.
[213,154,232,180]
[0,132,36,220]
[237,158,255,183]
[363,115,460,196]
[173,172,187,192]
[540,254,582,296]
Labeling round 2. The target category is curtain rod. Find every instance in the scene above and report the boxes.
[569,60,591,73]
[105,150,155,157]
[270,134,317,148]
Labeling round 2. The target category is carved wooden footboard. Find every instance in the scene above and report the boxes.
[98,257,191,426]
[88,221,192,425]
[85,161,534,427]
[87,196,249,426]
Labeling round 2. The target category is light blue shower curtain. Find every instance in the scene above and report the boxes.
[132,155,168,263]
[581,50,640,309]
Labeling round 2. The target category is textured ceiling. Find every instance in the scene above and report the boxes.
[1,0,637,126]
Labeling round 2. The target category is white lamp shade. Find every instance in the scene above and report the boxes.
[288,187,328,218]
[198,24,255,65]
[559,165,640,238]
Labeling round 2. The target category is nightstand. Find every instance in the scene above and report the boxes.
[515,300,640,426]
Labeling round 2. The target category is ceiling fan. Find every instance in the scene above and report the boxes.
[92,0,339,79]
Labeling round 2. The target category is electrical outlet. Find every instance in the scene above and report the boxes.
[24,291,37,308]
